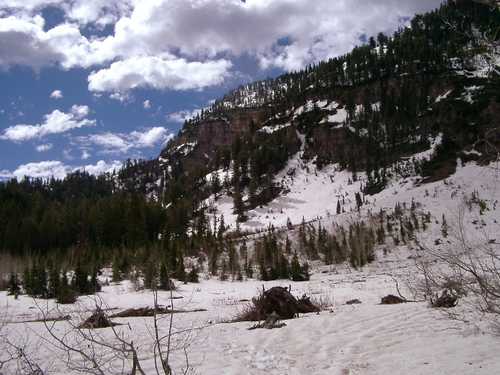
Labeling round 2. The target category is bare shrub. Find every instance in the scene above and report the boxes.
[412,206,500,331]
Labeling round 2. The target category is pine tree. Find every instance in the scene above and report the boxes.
[48,267,61,299]
[57,271,77,304]
[259,259,269,281]
[23,267,33,296]
[7,273,21,298]
[290,254,309,281]
[73,262,89,295]
[245,258,254,279]
[285,236,292,254]
[159,262,173,290]
[187,267,199,283]
[278,255,290,279]
[90,269,101,293]
[112,259,122,282]
[217,215,226,241]
[441,214,448,238]
[175,254,186,283]
[143,261,157,290]
[220,259,228,281]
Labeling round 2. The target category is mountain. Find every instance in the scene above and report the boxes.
[145,0,500,229]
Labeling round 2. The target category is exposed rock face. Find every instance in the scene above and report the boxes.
[304,126,353,168]
[160,109,270,174]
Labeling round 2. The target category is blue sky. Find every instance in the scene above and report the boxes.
[0,0,443,180]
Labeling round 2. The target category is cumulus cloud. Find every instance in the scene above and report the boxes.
[0,159,122,180]
[87,55,232,93]
[0,0,443,90]
[77,126,173,154]
[84,132,129,153]
[167,108,202,123]
[0,104,94,142]
[35,143,52,152]
[89,0,443,71]
[66,0,132,27]
[50,89,63,99]
[143,99,151,109]
[0,0,63,13]
[0,14,116,69]
[132,127,172,148]
[80,159,122,175]
[10,160,71,179]
[0,15,63,68]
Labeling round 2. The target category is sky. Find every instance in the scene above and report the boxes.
[0,0,443,180]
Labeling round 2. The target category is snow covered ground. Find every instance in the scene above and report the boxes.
[1,253,500,374]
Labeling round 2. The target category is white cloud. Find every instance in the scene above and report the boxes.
[66,1,132,27]
[88,55,232,93]
[77,126,173,154]
[35,143,52,152]
[143,99,151,109]
[81,149,91,160]
[50,89,63,99]
[80,159,122,175]
[108,92,130,102]
[167,108,202,123]
[0,104,94,142]
[0,15,114,69]
[0,15,62,68]
[0,0,64,13]
[0,168,13,179]
[70,104,89,118]
[84,132,130,153]
[11,160,71,180]
[0,0,443,90]
[131,127,172,148]
[1,159,122,180]
[88,0,443,71]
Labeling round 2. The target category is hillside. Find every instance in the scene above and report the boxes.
[146,0,500,234]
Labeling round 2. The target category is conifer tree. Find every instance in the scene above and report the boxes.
[90,269,101,293]
[187,267,199,283]
[7,273,21,297]
[290,254,309,281]
[159,262,172,290]
[175,254,186,283]
[48,267,61,299]
[441,214,448,238]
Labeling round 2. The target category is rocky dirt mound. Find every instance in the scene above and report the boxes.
[380,295,406,305]
[237,286,320,322]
